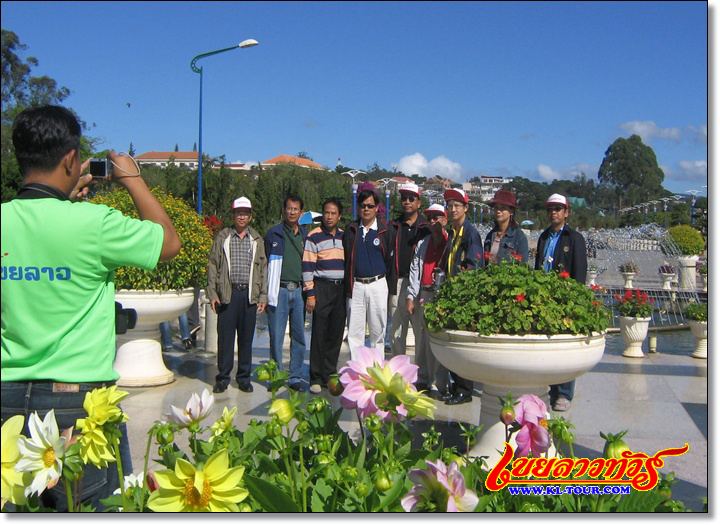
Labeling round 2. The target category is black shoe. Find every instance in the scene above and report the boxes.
[445,392,472,405]
[428,390,450,401]
[415,382,430,393]
[182,339,193,351]
[213,382,228,393]
[288,382,305,392]
[237,381,254,393]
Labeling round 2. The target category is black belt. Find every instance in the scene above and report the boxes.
[3,380,116,393]
[354,274,385,284]
[421,285,435,292]
[233,283,249,290]
[316,277,343,285]
[280,281,301,291]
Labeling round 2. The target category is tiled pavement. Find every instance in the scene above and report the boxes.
[120,321,709,512]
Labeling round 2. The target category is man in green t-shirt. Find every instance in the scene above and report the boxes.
[1,105,180,510]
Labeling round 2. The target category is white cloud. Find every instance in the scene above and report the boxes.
[393,153,463,181]
[537,164,561,182]
[677,160,707,181]
[619,120,681,143]
[233,160,260,166]
[687,125,708,144]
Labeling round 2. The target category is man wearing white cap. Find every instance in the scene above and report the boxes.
[441,187,485,404]
[207,197,268,394]
[406,204,451,399]
[388,182,429,359]
[535,193,587,411]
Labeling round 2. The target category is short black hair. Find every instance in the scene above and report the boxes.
[12,105,82,176]
[322,197,343,215]
[357,189,379,206]
[284,193,304,210]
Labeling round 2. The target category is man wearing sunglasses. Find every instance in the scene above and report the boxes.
[535,193,587,412]
[343,189,395,359]
[388,183,430,362]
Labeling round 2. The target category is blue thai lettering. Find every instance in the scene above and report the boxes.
[9,266,23,280]
[24,267,40,281]
[41,267,54,281]
[1,266,6,280]
[55,267,71,280]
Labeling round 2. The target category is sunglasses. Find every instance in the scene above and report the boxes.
[546,206,566,213]
[401,195,417,202]
[359,203,377,209]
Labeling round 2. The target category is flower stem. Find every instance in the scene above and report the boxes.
[113,438,130,512]
[63,477,74,512]
[138,428,155,513]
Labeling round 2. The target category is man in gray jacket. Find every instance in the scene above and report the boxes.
[207,197,268,393]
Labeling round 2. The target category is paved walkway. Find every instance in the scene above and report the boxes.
[120,321,708,512]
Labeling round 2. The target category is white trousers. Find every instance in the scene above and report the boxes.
[389,277,420,356]
[347,277,388,361]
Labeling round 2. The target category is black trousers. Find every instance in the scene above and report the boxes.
[216,288,256,384]
[450,372,474,396]
[309,279,347,386]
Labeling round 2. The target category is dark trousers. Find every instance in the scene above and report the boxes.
[550,380,575,402]
[450,372,474,396]
[1,381,132,512]
[309,280,347,386]
[216,287,257,384]
[186,287,201,332]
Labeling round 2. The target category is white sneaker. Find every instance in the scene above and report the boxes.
[309,384,322,394]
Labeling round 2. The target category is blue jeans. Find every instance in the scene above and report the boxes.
[160,313,191,349]
[550,380,575,403]
[267,286,306,384]
[1,381,132,511]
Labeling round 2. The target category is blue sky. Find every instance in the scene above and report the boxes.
[2,1,708,196]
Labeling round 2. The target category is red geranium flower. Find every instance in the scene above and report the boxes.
[516,293,526,303]
[559,271,570,279]
[484,251,491,260]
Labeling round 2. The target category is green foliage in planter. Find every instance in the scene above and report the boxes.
[684,302,707,322]
[697,262,707,275]
[618,261,639,273]
[90,187,213,290]
[667,225,704,256]
[424,261,610,336]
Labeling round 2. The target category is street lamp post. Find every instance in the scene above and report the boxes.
[686,190,700,225]
[191,39,258,215]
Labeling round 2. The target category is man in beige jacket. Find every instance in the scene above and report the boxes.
[207,197,268,393]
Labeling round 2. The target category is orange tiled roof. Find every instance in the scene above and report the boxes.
[136,152,200,161]
[262,154,324,170]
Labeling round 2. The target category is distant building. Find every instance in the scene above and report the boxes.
[135,152,200,169]
[261,154,326,170]
[211,163,250,171]
[478,176,513,201]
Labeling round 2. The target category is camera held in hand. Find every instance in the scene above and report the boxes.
[89,158,110,179]
[115,302,137,334]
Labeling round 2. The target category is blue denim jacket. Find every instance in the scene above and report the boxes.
[483,226,529,264]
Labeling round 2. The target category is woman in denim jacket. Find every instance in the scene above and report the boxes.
[483,190,529,264]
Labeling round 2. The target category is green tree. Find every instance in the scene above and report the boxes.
[174,143,179,152]
[2,29,97,201]
[597,134,669,209]
[128,142,135,156]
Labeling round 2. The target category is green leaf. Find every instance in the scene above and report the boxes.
[310,477,334,512]
[616,488,665,512]
[243,474,301,512]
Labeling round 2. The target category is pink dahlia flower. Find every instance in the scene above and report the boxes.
[513,394,550,458]
[338,346,434,421]
[401,459,478,512]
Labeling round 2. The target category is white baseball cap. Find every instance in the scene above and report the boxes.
[423,204,447,217]
[231,197,253,210]
[399,182,420,197]
[545,193,569,208]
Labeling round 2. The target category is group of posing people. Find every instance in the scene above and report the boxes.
[206,182,587,411]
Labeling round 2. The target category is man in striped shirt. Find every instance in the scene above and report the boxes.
[302,198,346,394]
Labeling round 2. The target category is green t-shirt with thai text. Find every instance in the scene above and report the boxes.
[1,198,163,382]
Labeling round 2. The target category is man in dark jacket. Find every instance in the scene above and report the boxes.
[535,193,587,412]
[388,183,430,360]
[441,187,485,405]
[343,189,395,360]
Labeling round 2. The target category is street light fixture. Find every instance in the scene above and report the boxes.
[191,39,259,215]
[686,190,700,225]
[342,170,366,184]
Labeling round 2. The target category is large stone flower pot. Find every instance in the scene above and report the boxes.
[619,316,651,358]
[659,272,675,291]
[621,272,636,289]
[688,320,707,359]
[428,330,606,464]
[677,255,700,290]
[587,270,598,287]
[114,289,194,386]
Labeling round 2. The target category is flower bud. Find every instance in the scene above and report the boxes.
[500,406,515,426]
[268,399,294,425]
[327,376,344,396]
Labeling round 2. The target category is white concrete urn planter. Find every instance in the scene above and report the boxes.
[677,255,700,290]
[114,289,194,386]
[687,320,707,359]
[621,272,636,289]
[587,270,598,287]
[428,330,606,465]
[701,273,708,292]
[619,316,651,358]
[659,272,675,291]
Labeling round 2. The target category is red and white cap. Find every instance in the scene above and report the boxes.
[423,204,447,217]
[232,197,253,210]
[545,193,569,208]
[399,182,420,197]
[444,187,468,204]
